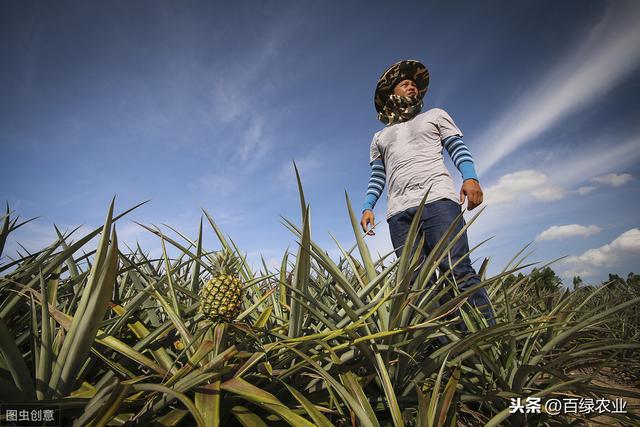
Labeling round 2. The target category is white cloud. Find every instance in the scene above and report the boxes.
[361,223,395,260]
[245,249,284,273]
[484,170,546,205]
[577,186,597,195]
[564,228,640,268]
[0,220,117,262]
[531,186,567,202]
[483,169,567,206]
[2,222,58,258]
[536,224,601,241]
[560,268,597,279]
[115,221,161,252]
[476,2,640,174]
[590,173,633,187]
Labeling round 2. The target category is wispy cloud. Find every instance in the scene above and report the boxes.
[561,228,640,277]
[277,148,325,184]
[536,224,601,241]
[476,2,640,174]
[551,138,640,186]
[189,174,237,196]
[207,24,293,124]
[190,117,272,198]
[590,173,633,187]
[235,116,266,162]
[483,169,567,206]
[203,8,304,169]
[210,84,251,124]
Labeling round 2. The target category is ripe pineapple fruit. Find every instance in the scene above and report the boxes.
[199,250,244,321]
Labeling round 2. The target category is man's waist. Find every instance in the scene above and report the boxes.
[385,194,460,220]
[388,172,454,194]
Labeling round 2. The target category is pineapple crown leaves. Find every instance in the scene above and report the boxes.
[211,249,242,276]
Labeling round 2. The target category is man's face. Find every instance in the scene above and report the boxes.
[392,79,418,97]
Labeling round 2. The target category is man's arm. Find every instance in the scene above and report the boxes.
[442,135,483,210]
[360,158,385,235]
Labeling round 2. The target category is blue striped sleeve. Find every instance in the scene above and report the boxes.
[362,159,386,212]
[442,135,479,182]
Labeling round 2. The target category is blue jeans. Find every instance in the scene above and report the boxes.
[387,199,495,325]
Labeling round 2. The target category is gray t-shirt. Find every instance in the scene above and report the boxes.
[370,108,462,219]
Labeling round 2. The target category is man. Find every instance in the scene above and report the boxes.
[360,59,495,325]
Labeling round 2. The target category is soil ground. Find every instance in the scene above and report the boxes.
[572,368,640,426]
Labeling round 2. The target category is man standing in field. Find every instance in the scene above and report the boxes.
[360,59,495,325]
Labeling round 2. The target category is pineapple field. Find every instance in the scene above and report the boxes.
[1,175,639,426]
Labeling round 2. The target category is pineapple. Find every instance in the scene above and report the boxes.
[199,250,244,321]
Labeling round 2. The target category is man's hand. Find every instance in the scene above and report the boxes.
[360,210,376,235]
[460,179,483,210]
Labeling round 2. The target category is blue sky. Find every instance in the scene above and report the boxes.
[2,0,639,284]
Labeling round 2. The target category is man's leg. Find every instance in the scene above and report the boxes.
[387,208,418,259]
[420,199,496,325]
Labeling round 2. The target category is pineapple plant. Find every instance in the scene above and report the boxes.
[1,191,639,426]
[198,249,244,321]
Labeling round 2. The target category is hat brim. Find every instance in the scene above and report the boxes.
[374,60,429,113]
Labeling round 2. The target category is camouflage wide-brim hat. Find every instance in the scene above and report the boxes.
[374,60,429,113]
